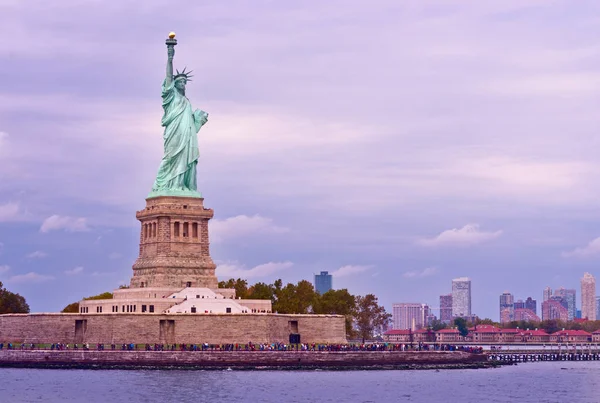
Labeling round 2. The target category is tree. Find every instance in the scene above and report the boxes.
[273,280,317,314]
[247,282,275,301]
[0,281,30,314]
[454,317,469,337]
[218,278,249,299]
[476,318,498,326]
[61,302,79,313]
[313,289,357,337]
[354,294,391,342]
[60,291,114,313]
[430,319,447,331]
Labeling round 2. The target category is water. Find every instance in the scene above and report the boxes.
[1,362,599,402]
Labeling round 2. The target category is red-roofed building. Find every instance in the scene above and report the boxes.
[549,330,592,343]
[592,330,600,342]
[517,329,550,343]
[435,328,464,343]
[383,329,412,342]
[469,325,520,343]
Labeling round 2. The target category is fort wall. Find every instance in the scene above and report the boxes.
[0,313,346,345]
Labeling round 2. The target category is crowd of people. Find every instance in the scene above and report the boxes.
[0,341,483,354]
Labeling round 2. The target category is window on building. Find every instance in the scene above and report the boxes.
[133,305,136,312]
[149,305,155,313]
[174,222,180,237]
[226,307,232,313]
[142,305,147,313]
[191,307,197,313]
[122,305,125,313]
[152,222,157,237]
[99,306,102,313]
[183,222,189,237]
[186,282,192,287]
[192,223,198,238]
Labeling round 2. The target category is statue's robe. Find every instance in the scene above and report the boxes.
[152,79,208,192]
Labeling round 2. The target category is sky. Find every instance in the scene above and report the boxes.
[1,0,600,320]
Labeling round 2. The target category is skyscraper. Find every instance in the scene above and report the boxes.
[513,300,525,310]
[499,292,514,324]
[392,303,429,330]
[543,287,552,302]
[542,298,569,322]
[452,277,471,318]
[554,288,576,321]
[439,294,453,324]
[581,272,596,321]
[314,271,332,294]
[525,297,537,315]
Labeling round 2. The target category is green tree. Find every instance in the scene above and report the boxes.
[0,281,30,314]
[247,282,275,301]
[218,278,249,299]
[454,317,469,337]
[354,294,391,342]
[60,291,113,313]
[273,280,317,314]
[313,289,357,337]
[61,302,79,313]
[430,319,447,331]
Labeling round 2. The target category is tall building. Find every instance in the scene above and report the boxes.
[554,288,576,321]
[439,294,453,323]
[543,287,552,302]
[452,277,472,318]
[513,300,525,310]
[596,297,600,320]
[542,298,569,322]
[314,271,332,294]
[499,292,514,324]
[581,272,596,321]
[392,303,429,330]
[514,308,540,322]
[525,297,537,315]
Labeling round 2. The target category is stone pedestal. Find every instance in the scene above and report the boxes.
[130,196,217,289]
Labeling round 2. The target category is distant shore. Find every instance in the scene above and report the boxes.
[0,350,493,370]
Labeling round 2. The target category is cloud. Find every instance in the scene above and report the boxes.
[40,215,89,233]
[403,267,438,278]
[108,252,122,260]
[217,261,293,279]
[7,272,54,283]
[211,215,289,243]
[0,202,22,222]
[26,251,48,259]
[562,237,600,258]
[0,265,9,274]
[330,265,372,278]
[64,266,84,275]
[91,271,113,277]
[417,224,502,247]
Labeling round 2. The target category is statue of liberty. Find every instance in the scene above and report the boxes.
[149,33,208,198]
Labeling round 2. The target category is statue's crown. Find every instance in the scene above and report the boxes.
[174,67,193,82]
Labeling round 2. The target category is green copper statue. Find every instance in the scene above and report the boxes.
[149,33,208,198]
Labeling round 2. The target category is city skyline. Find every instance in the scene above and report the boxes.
[1,2,600,320]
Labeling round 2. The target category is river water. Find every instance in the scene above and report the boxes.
[1,361,599,402]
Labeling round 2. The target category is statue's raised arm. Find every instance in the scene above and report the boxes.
[165,33,176,87]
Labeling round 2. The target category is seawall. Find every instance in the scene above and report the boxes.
[0,350,489,370]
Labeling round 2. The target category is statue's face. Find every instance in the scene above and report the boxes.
[175,79,186,91]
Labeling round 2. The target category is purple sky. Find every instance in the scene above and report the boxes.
[1,1,600,320]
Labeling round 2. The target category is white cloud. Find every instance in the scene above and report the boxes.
[330,265,372,278]
[26,251,48,259]
[417,224,502,247]
[211,215,289,243]
[0,202,21,222]
[91,271,113,277]
[40,215,89,233]
[403,267,438,279]
[64,266,84,275]
[562,237,600,258]
[0,265,9,274]
[217,261,293,279]
[108,252,122,260]
[8,272,54,283]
